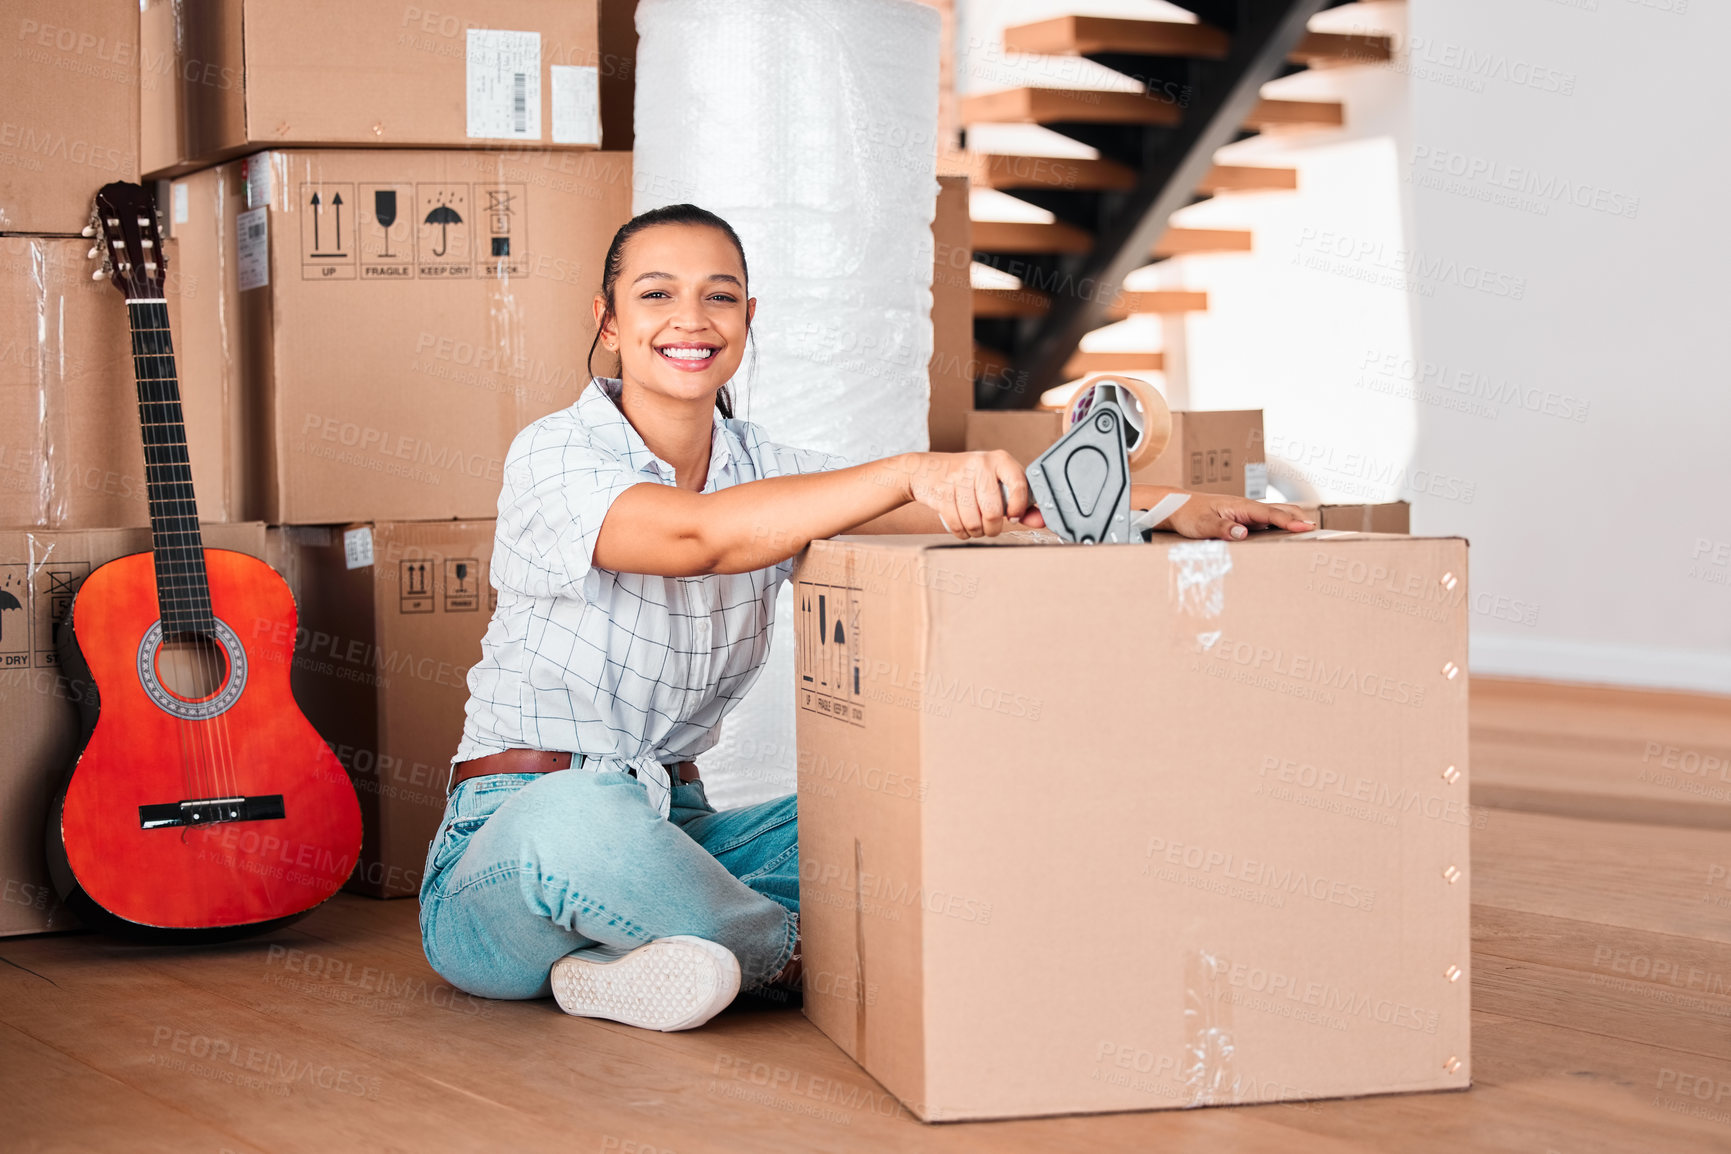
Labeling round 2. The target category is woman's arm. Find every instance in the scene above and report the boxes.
[594,450,1033,577]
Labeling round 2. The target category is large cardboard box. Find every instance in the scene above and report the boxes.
[0,1,141,234]
[173,148,633,523]
[794,530,1471,1120]
[267,521,495,898]
[927,174,972,453]
[1297,502,1412,534]
[0,522,268,936]
[141,0,601,178]
[0,236,241,528]
[967,408,1267,499]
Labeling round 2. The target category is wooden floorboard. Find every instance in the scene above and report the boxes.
[1471,676,1731,828]
[5,679,1731,1150]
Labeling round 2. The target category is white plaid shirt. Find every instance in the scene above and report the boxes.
[456,376,850,814]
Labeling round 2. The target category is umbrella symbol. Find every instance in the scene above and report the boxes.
[424,204,463,257]
[0,587,20,642]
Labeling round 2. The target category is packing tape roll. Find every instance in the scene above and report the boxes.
[1063,374,1171,469]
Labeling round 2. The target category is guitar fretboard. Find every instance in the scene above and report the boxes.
[128,299,212,637]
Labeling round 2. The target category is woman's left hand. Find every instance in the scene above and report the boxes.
[1158,494,1315,540]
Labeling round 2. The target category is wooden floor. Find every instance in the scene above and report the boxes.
[5,677,1730,1152]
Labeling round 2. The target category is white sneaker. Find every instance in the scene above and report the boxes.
[550,936,741,1032]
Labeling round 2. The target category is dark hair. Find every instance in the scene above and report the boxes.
[586,203,755,420]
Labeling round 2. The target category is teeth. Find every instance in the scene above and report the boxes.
[660,347,715,361]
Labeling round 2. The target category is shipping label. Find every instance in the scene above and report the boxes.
[466,30,542,141]
[236,207,269,292]
[551,65,601,146]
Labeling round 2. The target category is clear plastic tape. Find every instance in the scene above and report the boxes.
[31,239,65,527]
[1169,539,1232,654]
[1183,948,1238,1107]
[634,0,939,806]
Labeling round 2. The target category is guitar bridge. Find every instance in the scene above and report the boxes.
[138,795,286,829]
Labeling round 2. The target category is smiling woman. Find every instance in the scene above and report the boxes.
[414,203,1312,1035]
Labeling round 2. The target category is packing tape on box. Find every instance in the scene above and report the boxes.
[1184,948,1239,1106]
[1170,540,1232,653]
[633,0,940,808]
[2,238,76,527]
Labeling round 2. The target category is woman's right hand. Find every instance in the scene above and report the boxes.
[904,451,1043,539]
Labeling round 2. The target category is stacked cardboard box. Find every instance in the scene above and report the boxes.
[1,1,142,234]
[1,0,622,926]
[140,0,604,178]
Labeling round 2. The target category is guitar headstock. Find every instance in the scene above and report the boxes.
[86,181,168,299]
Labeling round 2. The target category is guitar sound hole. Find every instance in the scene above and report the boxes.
[155,636,230,702]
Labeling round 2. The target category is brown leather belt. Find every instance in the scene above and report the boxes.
[448,748,699,795]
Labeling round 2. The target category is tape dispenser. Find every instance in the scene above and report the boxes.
[1024,375,1183,544]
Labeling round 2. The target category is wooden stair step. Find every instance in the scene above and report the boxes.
[972,287,1050,318]
[1062,350,1165,376]
[1246,97,1344,129]
[1197,163,1299,193]
[1109,289,1208,316]
[970,219,1093,254]
[1002,16,1393,67]
[961,152,1296,197]
[1292,29,1395,66]
[1152,227,1252,257]
[960,152,1137,191]
[960,87,1182,128]
[1003,15,1228,59]
[974,287,1207,318]
[963,88,1341,132]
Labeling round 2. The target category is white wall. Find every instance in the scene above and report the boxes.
[1405,0,1731,693]
[963,0,1728,694]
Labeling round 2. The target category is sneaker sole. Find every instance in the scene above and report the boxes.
[551,936,742,1032]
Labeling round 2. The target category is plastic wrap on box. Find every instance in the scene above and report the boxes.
[0,233,235,530]
[633,0,940,808]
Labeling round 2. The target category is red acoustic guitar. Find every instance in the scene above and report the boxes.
[47,182,362,941]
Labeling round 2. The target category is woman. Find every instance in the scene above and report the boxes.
[418,203,1312,1033]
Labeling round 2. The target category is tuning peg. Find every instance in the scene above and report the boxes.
[81,225,95,238]
[91,268,105,281]
[87,246,100,260]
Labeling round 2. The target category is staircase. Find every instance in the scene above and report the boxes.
[958,2,1393,407]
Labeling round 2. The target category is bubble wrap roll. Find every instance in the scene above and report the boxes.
[633,0,940,808]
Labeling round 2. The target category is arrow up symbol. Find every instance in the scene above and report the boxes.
[311,191,323,251]
[331,191,344,250]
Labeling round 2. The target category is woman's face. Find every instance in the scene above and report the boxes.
[595,222,755,407]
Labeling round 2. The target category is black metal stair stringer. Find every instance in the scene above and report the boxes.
[998,0,1331,406]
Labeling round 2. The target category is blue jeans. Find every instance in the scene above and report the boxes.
[418,769,800,1000]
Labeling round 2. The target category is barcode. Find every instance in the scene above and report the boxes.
[247,222,263,240]
[512,72,526,134]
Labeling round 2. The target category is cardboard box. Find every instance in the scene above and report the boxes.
[967,409,1266,500]
[964,409,1062,465]
[173,148,633,523]
[927,174,972,452]
[1296,502,1411,534]
[0,1,141,234]
[266,521,495,898]
[0,521,268,936]
[1134,409,1266,498]
[141,0,601,179]
[0,235,240,528]
[794,530,1471,1120]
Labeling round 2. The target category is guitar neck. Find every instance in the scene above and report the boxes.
[127,298,213,637]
